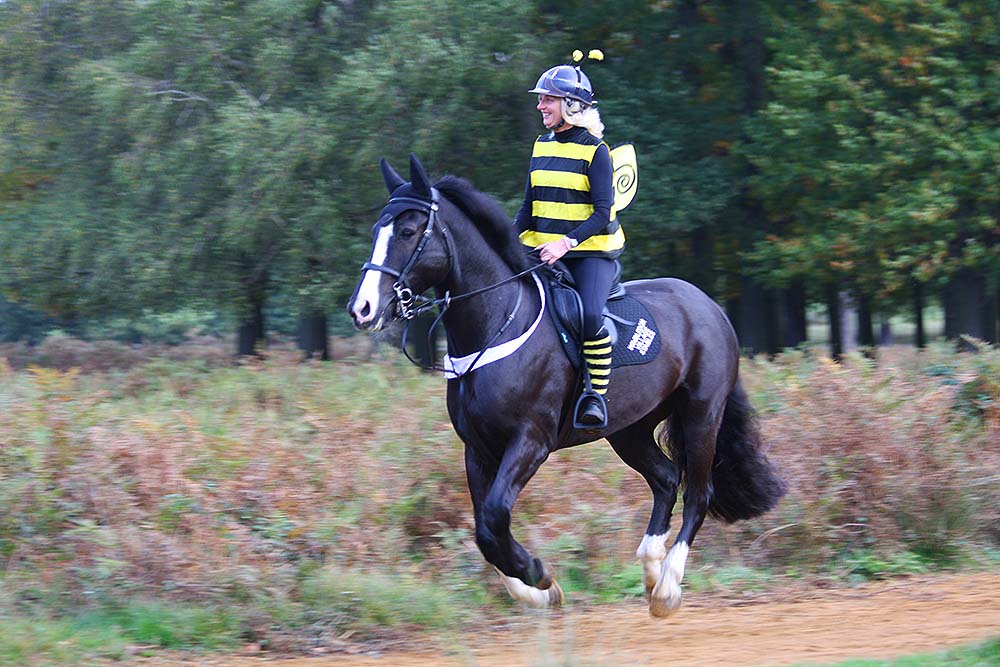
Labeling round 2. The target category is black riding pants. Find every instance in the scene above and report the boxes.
[561,257,616,340]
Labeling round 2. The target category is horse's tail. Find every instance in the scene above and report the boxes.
[706,380,785,523]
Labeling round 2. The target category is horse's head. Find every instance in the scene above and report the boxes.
[348,154,453,331]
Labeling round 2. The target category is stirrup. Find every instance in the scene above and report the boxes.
[573,391,608,431]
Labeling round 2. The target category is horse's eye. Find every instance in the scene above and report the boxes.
[398,227,416,240]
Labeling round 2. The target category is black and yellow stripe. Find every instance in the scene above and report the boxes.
[518,132,624,256]
[583,331,613,395]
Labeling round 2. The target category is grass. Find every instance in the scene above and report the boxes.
[0,598,241,666]
[811,637,1000,667]
[0,614,129,666]
[0,337,998,659]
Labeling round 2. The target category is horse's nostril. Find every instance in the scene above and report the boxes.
[358,301,371,319]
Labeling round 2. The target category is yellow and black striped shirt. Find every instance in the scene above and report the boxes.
[516,127,625,258]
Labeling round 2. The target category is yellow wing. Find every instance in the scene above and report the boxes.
[610,143,638,215]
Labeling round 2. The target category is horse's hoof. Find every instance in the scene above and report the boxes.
[547,579,564,607]
[648,594,681,618]
[649,580,682,618]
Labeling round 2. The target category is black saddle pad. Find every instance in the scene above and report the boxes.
[608,295,661,367]
[545,276,661,371]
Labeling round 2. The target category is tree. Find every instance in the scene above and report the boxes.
[745,0,1000,353]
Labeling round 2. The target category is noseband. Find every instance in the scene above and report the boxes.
[361,188,450,320]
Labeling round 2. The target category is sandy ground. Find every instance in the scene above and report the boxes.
[140,571,999,667]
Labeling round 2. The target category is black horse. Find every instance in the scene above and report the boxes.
[348,155,784,616]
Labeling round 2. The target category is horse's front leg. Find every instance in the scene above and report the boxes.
[465,436,563,608]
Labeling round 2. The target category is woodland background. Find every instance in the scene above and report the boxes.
[1,0,998,357]
[2,3,1000,662]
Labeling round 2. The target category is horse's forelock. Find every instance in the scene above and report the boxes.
[435,175,530,273]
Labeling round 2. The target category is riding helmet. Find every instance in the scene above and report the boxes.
[529,65,594,106]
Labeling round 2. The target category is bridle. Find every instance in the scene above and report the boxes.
[361,189,450,321]
[358,188,547,372]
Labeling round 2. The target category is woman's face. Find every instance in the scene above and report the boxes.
[537,94,564,130]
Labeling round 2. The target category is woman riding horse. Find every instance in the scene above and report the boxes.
[348,150,785,616]
[513,56,621,428]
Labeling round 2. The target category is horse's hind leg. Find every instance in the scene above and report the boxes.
[649,394,724,618]
[606,413,681,598]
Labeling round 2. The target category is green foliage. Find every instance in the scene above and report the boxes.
[816,637,1000,667]
[0,598,241,665]
[839,550,931,582]
[92,600,243,649]
[0,611,130,666]
[744,0,1000,311]
[2,0,997,347]
[683,564,772,593]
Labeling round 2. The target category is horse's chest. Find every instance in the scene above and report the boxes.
[447,380,527,439]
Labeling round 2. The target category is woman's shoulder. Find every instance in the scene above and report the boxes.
[574,128,605,146]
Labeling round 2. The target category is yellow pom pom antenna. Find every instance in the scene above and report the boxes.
[572,49,584,63]
[588,49,604,61]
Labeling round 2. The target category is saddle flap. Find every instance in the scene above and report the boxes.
[543,270,661,372]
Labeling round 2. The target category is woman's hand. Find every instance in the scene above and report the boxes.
[537,237,574,265]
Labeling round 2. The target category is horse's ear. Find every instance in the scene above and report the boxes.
[380,158,406,194]
[409,153,432,198]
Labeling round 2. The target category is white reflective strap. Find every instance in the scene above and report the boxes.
[442,272,546,379]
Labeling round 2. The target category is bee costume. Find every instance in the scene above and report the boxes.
[513,50,639,429]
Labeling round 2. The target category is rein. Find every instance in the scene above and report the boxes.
[360,188,547,375]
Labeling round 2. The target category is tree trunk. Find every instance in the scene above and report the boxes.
[943,267,989,350]
[826,283,843,360]
[738,0,766,116]
[782,281,807,348]
[913,279,926,349]
[236,278,267,357]
[736,276,779,355]
[879,316,894,346]
[731,0,775,356]
[236,302,265,357]
[984,289,998,344]
[856,293,875,349]
[690,226,714,297]
[297,313,329,360]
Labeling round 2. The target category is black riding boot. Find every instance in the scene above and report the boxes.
[576,328,612,428]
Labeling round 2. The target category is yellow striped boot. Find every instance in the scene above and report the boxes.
[576,328,612,428]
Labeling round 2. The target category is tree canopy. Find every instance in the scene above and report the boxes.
[1,0,996,351]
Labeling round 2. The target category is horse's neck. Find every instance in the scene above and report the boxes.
[440,227,540,357]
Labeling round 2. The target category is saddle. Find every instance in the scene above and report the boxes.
[542,260,662,372]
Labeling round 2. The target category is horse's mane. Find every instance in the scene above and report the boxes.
[435,175,531,273]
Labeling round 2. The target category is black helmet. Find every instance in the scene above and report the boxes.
[529,65,594,105]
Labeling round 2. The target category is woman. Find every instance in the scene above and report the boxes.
[513,58,625,428]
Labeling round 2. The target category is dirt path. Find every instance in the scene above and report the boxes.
[148,572,1000,667]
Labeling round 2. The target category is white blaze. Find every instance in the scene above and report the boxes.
[352,223,394,325]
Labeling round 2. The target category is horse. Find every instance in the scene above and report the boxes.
[347,154,785,617]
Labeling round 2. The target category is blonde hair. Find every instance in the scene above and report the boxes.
[562,98,604,138]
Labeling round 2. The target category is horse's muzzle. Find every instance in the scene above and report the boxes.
[348,296,395,332]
